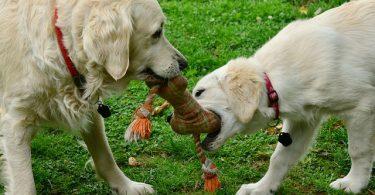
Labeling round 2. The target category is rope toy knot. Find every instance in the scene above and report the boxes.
[202,159,218,175]
[136,107,151,118]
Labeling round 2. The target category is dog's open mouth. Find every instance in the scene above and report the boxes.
[141,68,165,80]
[141,68,168,86]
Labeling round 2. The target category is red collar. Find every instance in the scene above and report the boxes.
[54,8,85,88]
[264,73,280,119]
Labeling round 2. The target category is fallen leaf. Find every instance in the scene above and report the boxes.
[299,6,308,15]
[128,157,142,166]
[256,16,262,23]
[265,127,277,135]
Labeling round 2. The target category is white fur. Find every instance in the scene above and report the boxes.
[0,0,186,194]
[193,1,375,194]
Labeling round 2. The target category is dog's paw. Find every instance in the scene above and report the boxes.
[330,177,365,194]
[113,181,154,195]
[236,183,273,195]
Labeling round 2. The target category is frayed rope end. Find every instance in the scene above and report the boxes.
[202,158,221,192]
[124,107,152,142]
[124,88,158,142]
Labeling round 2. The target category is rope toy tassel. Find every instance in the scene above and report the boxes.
[124,87,158,142]
[203,159,221,192]
[194,134,221,192]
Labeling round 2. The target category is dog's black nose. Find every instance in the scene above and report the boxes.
[178,58,188,71]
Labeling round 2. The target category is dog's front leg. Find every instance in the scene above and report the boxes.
[237,119,318,195]
[1,113,36,195]
[80,113,154,195]
[330,111,374,193]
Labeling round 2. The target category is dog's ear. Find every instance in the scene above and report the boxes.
[221,58,262,123]
[83,4,132,80]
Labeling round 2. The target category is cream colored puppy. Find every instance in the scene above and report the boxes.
[193,1,375,194]
[0,0,187,194]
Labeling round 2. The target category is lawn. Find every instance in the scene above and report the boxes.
[6,0,375,194]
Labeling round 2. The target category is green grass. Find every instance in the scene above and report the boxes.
[6,0,375,194]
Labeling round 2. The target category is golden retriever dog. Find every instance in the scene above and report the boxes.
[193,1,375,194]
[0,0,187,194]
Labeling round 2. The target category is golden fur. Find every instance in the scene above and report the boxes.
[193,1,375,194]
[0,0,186,194]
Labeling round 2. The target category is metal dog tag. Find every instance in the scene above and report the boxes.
[97,102,111,118]
[278,132,292,147]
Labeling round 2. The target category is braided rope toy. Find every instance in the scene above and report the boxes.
[124,75,222,192]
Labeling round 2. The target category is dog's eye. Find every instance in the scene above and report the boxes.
[152,29,163,39]
[195,89,205,97]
